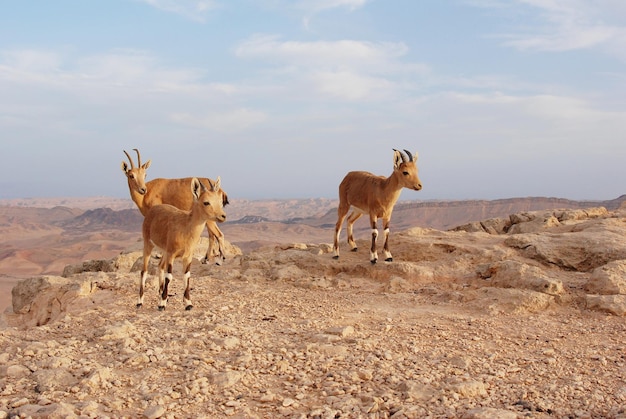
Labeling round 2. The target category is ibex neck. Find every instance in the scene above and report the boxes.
[190,205,214,228]
[382,171,404,204]
[128,182,148,216]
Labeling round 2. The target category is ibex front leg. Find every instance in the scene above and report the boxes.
[182,257,193,310]
[382,218,392,262]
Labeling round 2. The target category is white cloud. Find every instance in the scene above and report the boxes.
[135,0,217,22]
[234,35,426,101]
[296,0,368,13]
[235,35,408,68]
[170,108,268,132]
[311,69,392,100]
[474,0,626,56]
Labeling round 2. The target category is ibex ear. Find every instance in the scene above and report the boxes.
[142,160,152,170]
[121,162,130,173]
[413,151,419,161]
[191,178,202,200]
[212,176,221,192]
[393,149,403,169]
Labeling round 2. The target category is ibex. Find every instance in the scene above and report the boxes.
[138,177,226,310]
[333,149,422,264]
[121,149,229,265]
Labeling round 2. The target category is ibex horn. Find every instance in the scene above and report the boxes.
[133,148,142,167]
[123,150,135,169]
[403,149,414,162]
[394,149,408,163]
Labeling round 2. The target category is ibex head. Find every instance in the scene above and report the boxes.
[192,177,227,223]
[121,149,152,195]
[393,149,422,191]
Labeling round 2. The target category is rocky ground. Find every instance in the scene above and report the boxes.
[1,207,626,418]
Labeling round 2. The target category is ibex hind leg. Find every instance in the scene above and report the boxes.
[346,211,362,252]
[333,207,350,259]
[137,270,148,308]
[158,268,172,311]
[137,242,154,308]
[370,228,379,264]
[202,227,225,266]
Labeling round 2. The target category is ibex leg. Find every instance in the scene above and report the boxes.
[333,204,350,259]
[158,262,173,311]
[137,241,154,308]
[369,216,379,264]
[382,218,392,262]
[346,211,362,252]
[183,259,193,310]
[202,222,225,265]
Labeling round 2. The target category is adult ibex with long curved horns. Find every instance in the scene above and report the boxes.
[121,149,229,265]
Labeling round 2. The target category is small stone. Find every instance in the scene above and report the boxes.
[143,404,166,419]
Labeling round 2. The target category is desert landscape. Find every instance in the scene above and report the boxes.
[0,196,626,418]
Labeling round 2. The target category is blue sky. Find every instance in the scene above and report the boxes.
[1,0,625,201]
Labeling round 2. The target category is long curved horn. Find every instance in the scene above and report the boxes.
[133,148,142,167]
[123,150,135,169]
[403,149,414,162]
[394,148,408,163]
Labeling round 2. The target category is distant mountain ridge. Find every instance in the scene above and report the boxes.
[295,195,626,232]
[2,195,625,233]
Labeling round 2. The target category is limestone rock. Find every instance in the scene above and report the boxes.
[481,260,564,296]
[11,276,96,326]
[504,218,626,271]
[586,260,626,295]
[586,294,626,316]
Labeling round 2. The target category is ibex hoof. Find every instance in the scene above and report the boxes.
[351,247,358,252]
[370,259,377,264]
[332,255,339,260]
[136,303,143,309]
[185,305,193,311]
[385,257,393,262]
[158,306,166,311]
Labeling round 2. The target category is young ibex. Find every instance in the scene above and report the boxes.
[333,149,422,264]
[121,149,229,265]
[139,177,226,310]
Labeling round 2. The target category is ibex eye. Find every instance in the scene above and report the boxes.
[403,171,409,176]
[203,202,210,206]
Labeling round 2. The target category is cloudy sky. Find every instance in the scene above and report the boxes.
[1,0,625,201]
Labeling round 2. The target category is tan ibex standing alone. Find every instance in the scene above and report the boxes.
[333,149,422,264]
[121,149,229,265]
[139,177,226,311]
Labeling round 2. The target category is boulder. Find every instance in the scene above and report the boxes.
[480,260,564,296]
[504,218,626,272]
[585,260,626,295]
[586,294,626,316]
[11,276,96,327]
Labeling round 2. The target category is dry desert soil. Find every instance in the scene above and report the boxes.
[0,198,625,418]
